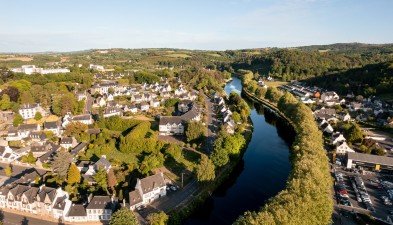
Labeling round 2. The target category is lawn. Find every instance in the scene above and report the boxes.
[164,53,191,58]
[265,81,289,87]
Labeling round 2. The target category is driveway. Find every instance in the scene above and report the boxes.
[151,180,198,213]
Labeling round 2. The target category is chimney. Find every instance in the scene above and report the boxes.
[88,193,93,203]
[101,155,106,159]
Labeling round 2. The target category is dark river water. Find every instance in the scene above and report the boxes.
[184,77,295,225]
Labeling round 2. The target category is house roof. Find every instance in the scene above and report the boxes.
[180,103,199,121]
[159,116,183,125]
[129,190,143,206]
[19,124,39,131]
[70,142,87,156]
[60,137,76,144]
[44,121,60,130]
[53,196,67,210]
[347,152,393,166]
[95,156,111,170]
[67,204,87,217]
[72,114,91,121]
[87,128,101,134]
[139,173,166,194]
[86,196,114,209]
[19,104,39,110]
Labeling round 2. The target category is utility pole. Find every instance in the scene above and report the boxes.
[181,173,184,188]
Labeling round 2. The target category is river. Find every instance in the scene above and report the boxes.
[184,77,294,225]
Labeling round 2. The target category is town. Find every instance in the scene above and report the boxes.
[0,63,239,224]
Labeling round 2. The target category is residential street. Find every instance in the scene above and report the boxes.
[84,93,93,114]
[205,95,217,155]
[152,180,198,212]
[1,210,61,225]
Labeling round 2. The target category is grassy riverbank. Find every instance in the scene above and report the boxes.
[236,78,333,225]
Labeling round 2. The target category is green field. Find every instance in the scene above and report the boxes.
[164,53,191,58]
[265,81,289,87]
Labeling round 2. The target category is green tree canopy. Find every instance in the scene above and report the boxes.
[34,112,42,121]
[109,208,139,225]
[195,154,215,182]
[186,121,206,143]
[13,114,23,127]
[147,211,168,225]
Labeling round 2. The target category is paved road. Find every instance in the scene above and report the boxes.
[1,210,60,225]
[0,162,47,178]
[152,180,198,212]
[205,95,216,155]
[84,94,93,114]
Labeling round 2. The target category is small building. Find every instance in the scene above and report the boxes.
[336,141,355,155]
[159,117,184,135]
[44,120,62,136]
[346,152,393,171]
[18,104,44,120]
[65,204,88,222]
[129,173,166,210]
[331,132,346,146]
[86,196,115,221]
[60,137,78,149]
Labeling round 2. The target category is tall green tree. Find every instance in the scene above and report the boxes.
[67,163,81,185]
[94,168,108,192]
[0,94,12,110]
[13,114,23,127]
[109,208,138,225]
[186,121,206,143]
[195,155,215,182]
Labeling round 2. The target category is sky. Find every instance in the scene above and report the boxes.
[1,0,393,52]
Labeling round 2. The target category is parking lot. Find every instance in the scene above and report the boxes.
[333,165,393,222]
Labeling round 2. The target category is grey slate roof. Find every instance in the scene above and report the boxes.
[347,152,393,166]
[70,142,87,156]
[86,196,114,210]
[44,121,60,130]
[67,204,87,217]
[129,190,142,206]
[159,116,183,125]
[139,173,165,194]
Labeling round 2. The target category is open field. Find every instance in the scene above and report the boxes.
[0,56,33,61]
[265,81,289,87]
[164,53,191,58]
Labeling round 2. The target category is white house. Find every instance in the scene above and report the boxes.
[140,102,150,112]
[159,117,184,135]
[124,104,138,114]
[336,141,355,154]
[321,91,339,102]
[129,173,166,210]
[60,137,78,149]
[338,112,351,122]
[331,132,346,145]
[321,122,334,134]
[65,204,87,222]
[19,104,44,120]
[103,107,122,118]
[150,100,160,108]
[86,196,115,221]
[44,120,62,136]
[62,114,93,128]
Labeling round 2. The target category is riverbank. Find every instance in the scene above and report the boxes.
[236,79,333,224]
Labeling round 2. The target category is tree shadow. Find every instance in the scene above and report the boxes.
[21,216,29,225]
[0,209,4,222]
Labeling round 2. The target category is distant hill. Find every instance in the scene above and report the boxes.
[297,43,393,55]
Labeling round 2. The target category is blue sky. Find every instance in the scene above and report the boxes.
[1,0,392,52]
